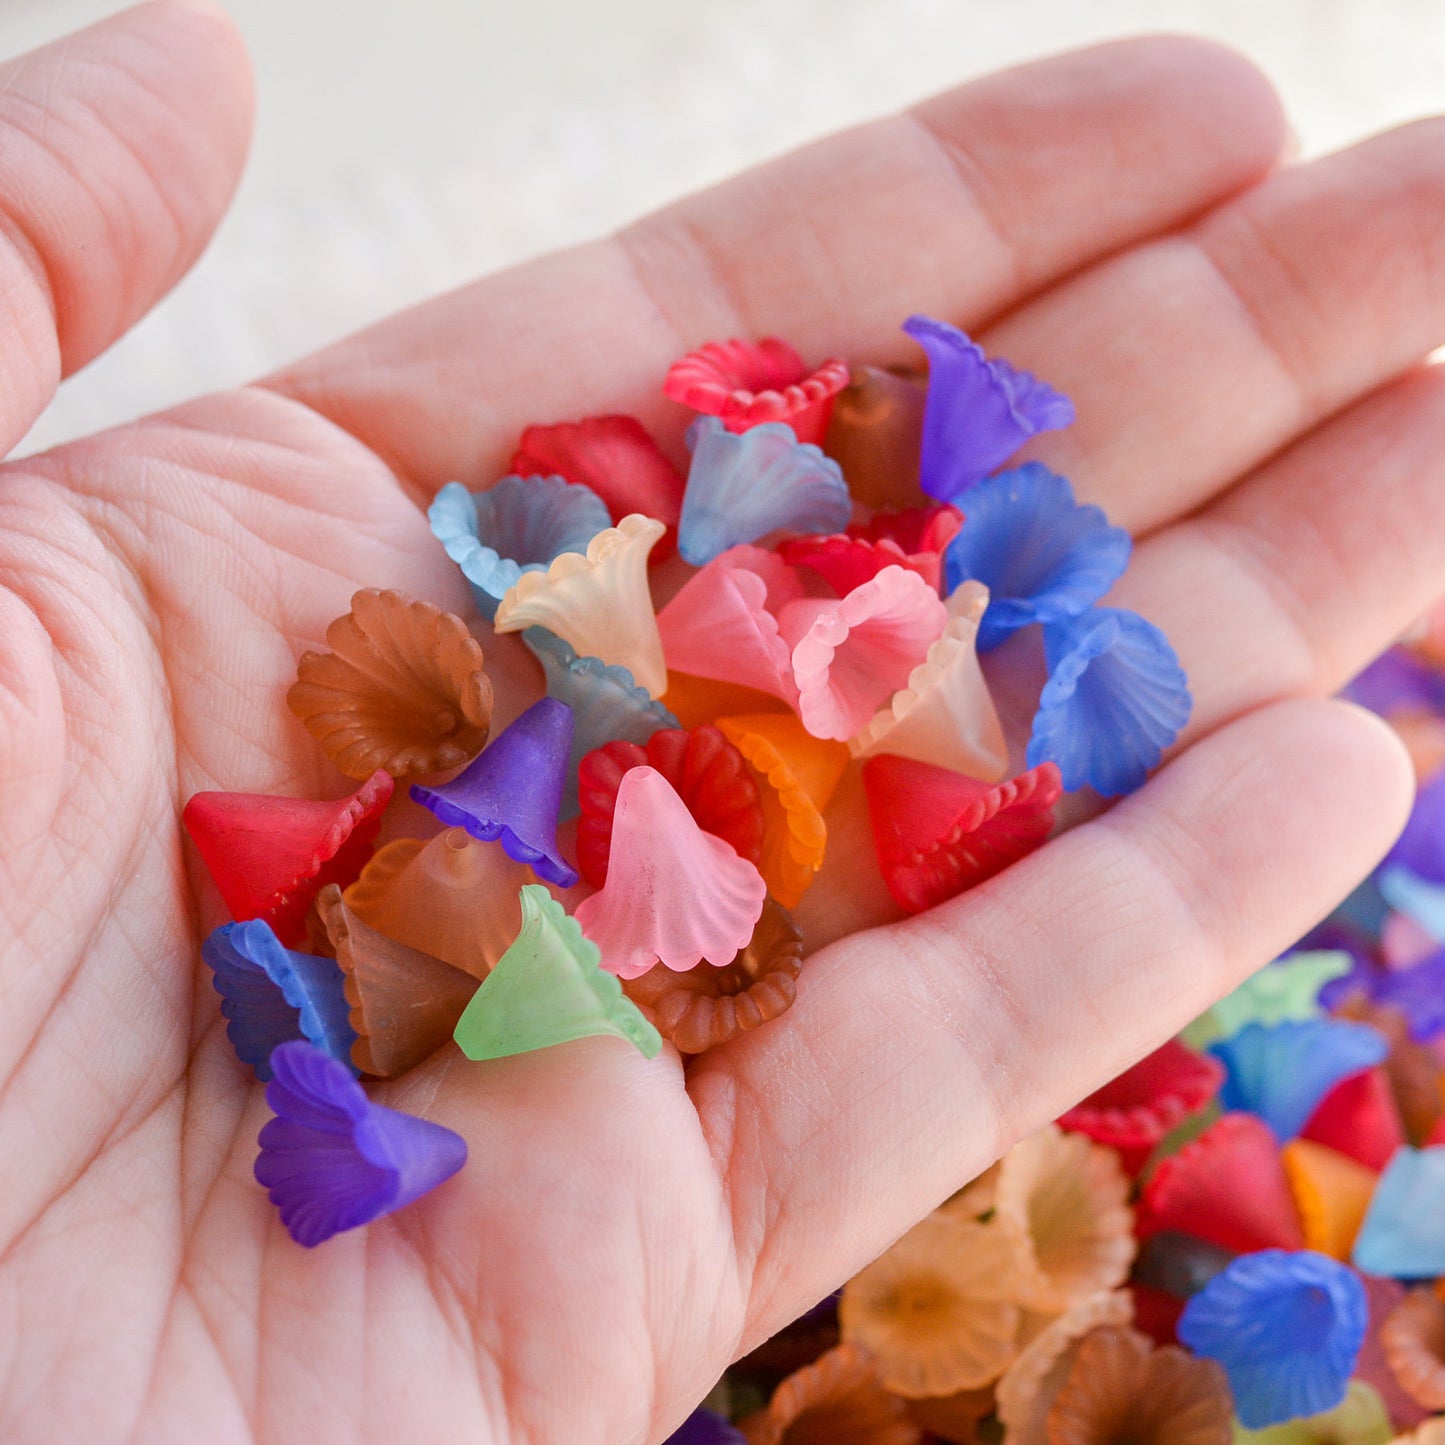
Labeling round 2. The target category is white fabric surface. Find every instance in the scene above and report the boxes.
[3,0,1443,453]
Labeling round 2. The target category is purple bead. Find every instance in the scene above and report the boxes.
[1344,646,1445,717]
[663,1408,745,1445]
[411,696,579,887]
[1320,941,1445,1043]
[903,314,1074,502]
[1307,918,1384,996]
[255,1041,467,1247]
[1386,766,1445,885]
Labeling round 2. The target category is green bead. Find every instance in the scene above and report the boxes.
[1182,950,1353,1050]
[453,884,662,1061]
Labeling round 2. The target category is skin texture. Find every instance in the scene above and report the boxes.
[1,3,1444,1440]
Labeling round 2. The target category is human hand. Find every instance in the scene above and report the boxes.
[3,4,1444,1440]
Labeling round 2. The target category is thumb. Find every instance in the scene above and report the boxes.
[0,0,252,456]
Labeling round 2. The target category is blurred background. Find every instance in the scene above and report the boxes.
[5,0,1444,454]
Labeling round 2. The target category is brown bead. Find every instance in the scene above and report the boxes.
[903,1385,994,1444]
[343,828,530,980]
[1382,1287,1445,1410]
[739,1344,922,1445]
[1045,1327,1232,1445]
[624,897,804,1053]
[314,884,479,1078]
[288,588,492,779]
[823,366,927,510]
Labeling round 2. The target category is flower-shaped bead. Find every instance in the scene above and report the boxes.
[781,565,949,741]
[677,417,851,565]
[202,920,357,1081]
[992,1124,1136,1314]
[574,767,766,979]
[1058,1039,1224,1176]
[849,581,1007,779]
[656,545,804,706]
[1352,1147,1445,1277]
[254,1040,467,1247]
[862,755,1061,914]
[452,884,661,1061]
[410,697,578,888]
[903,314,1074,502]
[1208,1019,1388,1142]
[183,770,393,946]
[1027,606,1191,796]
[428,475,612,619]
[1137,1113,1305,1254]
[509,414,684,559]
[941,464,1131,649]
[493,515,667,698]
[664,336,848,444]
[1045,1327,1234,1445]
[524,627,678,821]
[287,589,493,779]
[839,1210,1025,1396]
[1177,1249,1367,1428]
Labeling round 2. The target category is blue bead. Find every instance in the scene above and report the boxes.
[676,418,849,566]
[942,463,1130,650]
[1178,1249,1366,1428]
[1025,606,1191,796]
[1208,1019,1388,1141]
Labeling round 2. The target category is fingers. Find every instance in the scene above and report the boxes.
[991,118,1445,531]
[617,36,1284,351]
[264,36,1286,498]
[700,699,1412,1340]
[1111,363,1445,748]
[0,0,251,455]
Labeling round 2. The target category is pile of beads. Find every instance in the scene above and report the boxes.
[180,317,1224,1430]
[671,628,1445,1441]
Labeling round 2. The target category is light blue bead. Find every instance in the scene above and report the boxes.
[676,418,850,566]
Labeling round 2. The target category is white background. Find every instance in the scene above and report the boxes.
[4,0,1444,452]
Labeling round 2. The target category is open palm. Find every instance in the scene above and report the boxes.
[5,4,1445,1440]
